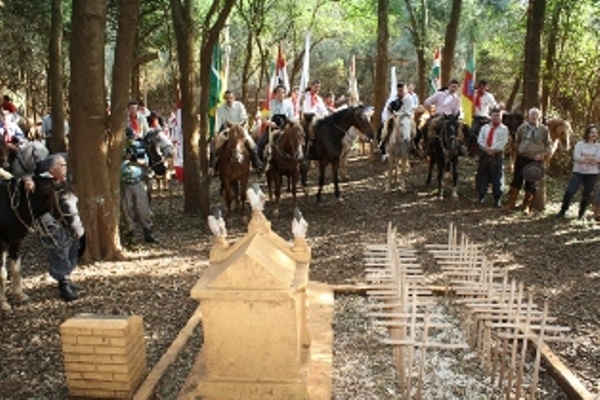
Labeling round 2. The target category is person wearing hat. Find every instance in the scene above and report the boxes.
[476,108,509,207]
[503,107,552,213]
[556,124,600,219]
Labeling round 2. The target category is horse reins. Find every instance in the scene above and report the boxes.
[6,181,36,233]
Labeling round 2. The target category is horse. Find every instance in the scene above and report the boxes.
[218,124,251,219]
[266,122,305,216]
[547,118,572,157]
[426,113,461,199]
[0,175,80,310]
[385,112,413,192]
[8,141,50,178]
[302,105,375,202]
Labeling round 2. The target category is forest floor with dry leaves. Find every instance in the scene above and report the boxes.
[0,151,598,399]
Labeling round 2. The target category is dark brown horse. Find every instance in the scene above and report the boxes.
[266,122,305,216]
[218,124,251,219]
[302,105,375,202]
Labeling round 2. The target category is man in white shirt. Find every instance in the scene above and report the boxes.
[301,80,328,139]
[476,108,509,207]
[418,79,462,153]
[213,90,262,174]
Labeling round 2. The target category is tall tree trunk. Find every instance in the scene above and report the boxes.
[171,0,202,213]
[404,0,427,104]
[522,0,546,112]
[541,1,561,114]
[69,0,138,261]
[373,0,389,133]
[69,0,113,259]
[240,30,254,106]
[49,0,66,153]
[440,0,462,86]
[522,0,547,211]
[108,0,139,247]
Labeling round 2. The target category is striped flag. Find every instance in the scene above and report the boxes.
[429,48,441,95]
[461,45,476,127]
[272,45,290,93]
[262,45,290,116]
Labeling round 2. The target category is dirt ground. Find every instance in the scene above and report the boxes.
[0,151,598,398]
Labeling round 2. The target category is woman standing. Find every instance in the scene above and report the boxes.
[556,124,600,219]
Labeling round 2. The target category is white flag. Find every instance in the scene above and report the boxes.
[382,66,398,121]
[348,55,359,106]
[299,32,311,95]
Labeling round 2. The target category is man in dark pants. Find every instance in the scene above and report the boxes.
[476,108,509,207]
[35,154,84,302]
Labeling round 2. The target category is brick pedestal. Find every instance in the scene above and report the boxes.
[60,315,147,399]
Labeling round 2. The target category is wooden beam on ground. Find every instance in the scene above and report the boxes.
[134,305,203,400]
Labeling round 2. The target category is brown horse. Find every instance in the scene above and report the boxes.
[547,118,572,158]
[218,124,251,219]
[266,122,305,216]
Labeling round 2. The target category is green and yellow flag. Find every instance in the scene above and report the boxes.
[208,44,225,138]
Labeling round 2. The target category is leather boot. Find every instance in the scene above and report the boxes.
[143,228,157,243]
[556,193,570,218]
[59,281,78,302]
[521,191,534,214]
[502,187,520,210]
[594,204,600,221]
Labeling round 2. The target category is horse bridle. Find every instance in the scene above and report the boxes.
[274,130,304,161]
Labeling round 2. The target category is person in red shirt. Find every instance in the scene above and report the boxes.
[2,95,17,114]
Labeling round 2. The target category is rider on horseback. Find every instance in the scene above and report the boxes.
[301,80,329,158]
[212,90,263,175]
[258,84,297,173]
[418,79,462,154]
[378,82,414,160]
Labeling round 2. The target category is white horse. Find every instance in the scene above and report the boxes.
[9,141,50,178]
[385,112,413,192]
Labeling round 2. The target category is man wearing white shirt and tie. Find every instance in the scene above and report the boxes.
[476,108,509,207]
